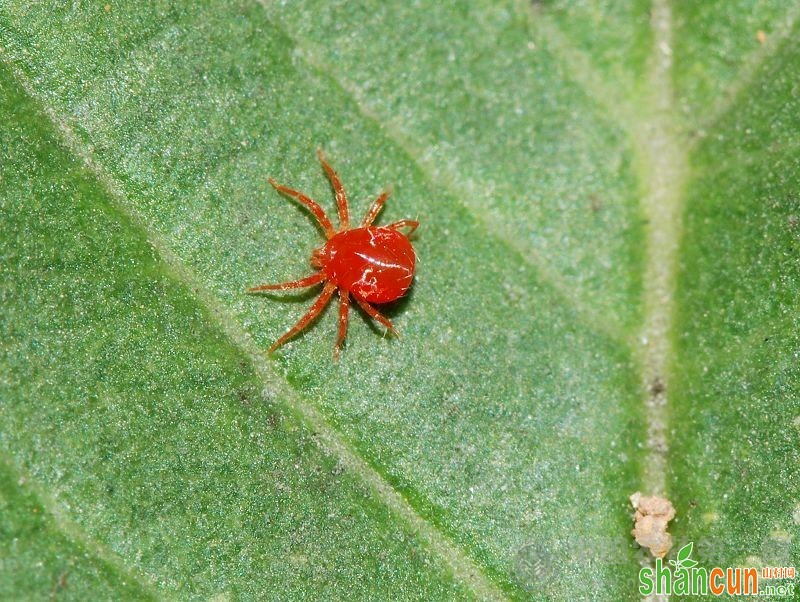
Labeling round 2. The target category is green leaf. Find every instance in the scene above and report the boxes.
[1,1,798,600]
[677,542,693,564]
[677,542,694,564]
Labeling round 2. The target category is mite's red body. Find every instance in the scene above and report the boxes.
[248,151,418,358]
[315,227,415,304]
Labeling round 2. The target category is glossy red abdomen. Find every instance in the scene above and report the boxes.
[317,226,415,303]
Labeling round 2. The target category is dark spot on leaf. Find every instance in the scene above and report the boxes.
[649,377,666,396]
[688,129,708,145]
[442,403,460,422]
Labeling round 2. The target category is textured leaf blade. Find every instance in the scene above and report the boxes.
[1,1,799,600]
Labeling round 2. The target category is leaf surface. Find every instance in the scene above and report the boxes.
[1,1,798,599]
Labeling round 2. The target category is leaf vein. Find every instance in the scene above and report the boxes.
[693,2,800,142]
[0,452,161,600]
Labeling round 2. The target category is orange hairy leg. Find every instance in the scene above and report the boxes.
[247,272,325,293]
[353,295,397,335]
[335,290,350,361]
[361,190,392,227]
[317,149,349,229]
[268,281,337,353]
[268,178,335,239]
[387,219,419,237]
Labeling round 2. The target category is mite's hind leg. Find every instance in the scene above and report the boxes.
[353,296,398,336]
[387,219,419,236]
[317,149,349,230]
[269,281,337,353]
[361,190,391,227]
[268,178,335,238]
[334,290,350,361]
[247,272,325,293]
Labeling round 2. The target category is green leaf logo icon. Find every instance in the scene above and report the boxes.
[669,543,698,570]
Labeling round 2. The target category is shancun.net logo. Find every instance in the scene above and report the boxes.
[639,542,796,597]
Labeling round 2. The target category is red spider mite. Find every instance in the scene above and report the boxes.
[248,150,418,359]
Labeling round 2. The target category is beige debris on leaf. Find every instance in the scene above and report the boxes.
[630,491,676,558]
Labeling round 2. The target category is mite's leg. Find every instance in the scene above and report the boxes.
[317,149,349,230]
[353,295,398,336]
[334,290,350,361]
[269,281,337,353]
[361,190,391,227]
[247,272,325,293]
[269,178,335,239]
[387,219,419,236]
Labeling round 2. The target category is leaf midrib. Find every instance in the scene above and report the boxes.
[525,0,798,501]
[631,0,685,499]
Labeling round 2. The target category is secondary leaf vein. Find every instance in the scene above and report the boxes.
[693,2,800,143]
[0,453,161,600]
